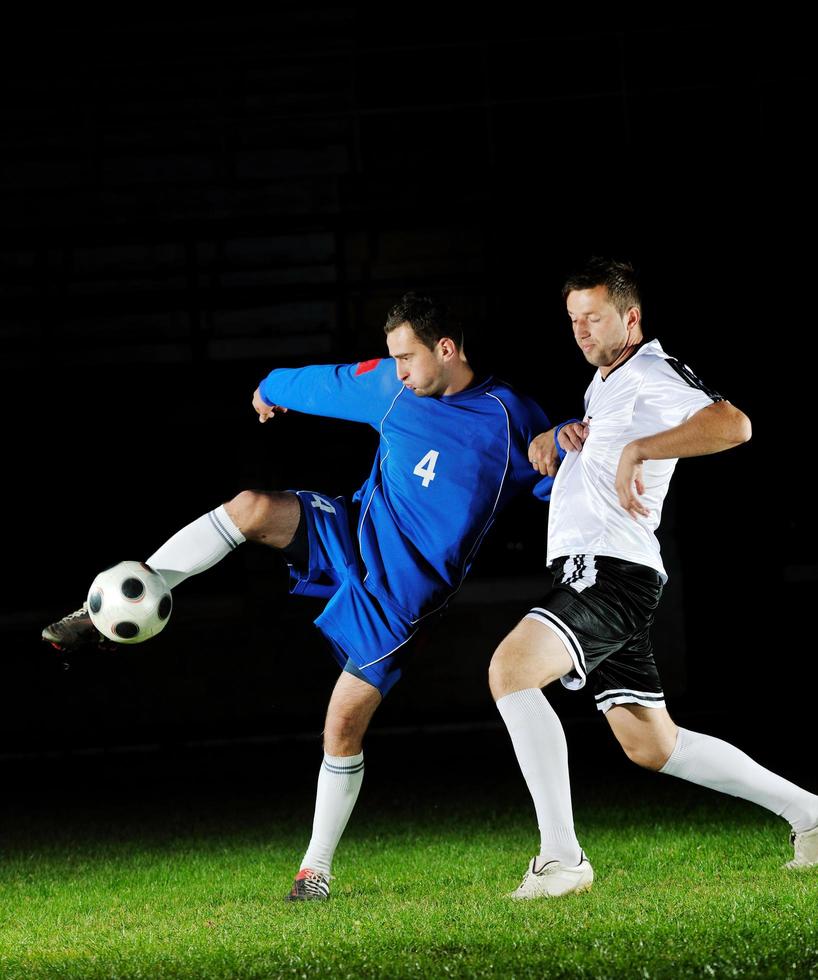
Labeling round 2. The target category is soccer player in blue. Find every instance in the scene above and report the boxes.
[43,292,555,901]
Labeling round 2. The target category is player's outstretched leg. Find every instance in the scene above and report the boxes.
[285,671,382,902]
[606,705,818,869]
[490,618,593,899]
[42,492,301,650]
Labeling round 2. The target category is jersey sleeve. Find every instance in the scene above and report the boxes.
[642,356,724,426]
[258,358,399,426]
[505,392,555,501]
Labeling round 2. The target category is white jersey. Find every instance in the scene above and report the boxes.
[547,339,721,581]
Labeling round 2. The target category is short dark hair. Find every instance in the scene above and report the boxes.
[562,258,641,318]
[384,292,463,351]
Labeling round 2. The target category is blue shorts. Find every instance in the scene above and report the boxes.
[285,490,425,696]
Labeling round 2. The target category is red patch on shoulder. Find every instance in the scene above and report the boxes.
[354,358,382,375]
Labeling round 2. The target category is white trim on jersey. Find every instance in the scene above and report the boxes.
[594,688,666,714]
[525,607,587,689]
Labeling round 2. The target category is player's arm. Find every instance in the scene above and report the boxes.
[252,387,288,423]
[254,359,397,426]
[616,401,752,519]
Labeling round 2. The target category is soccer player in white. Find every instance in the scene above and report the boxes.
[490,258,818,898]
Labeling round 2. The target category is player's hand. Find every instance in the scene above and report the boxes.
[528,428,561,476]
[252,387,288,423]
[557,422,589,453]
[615,443,651,520]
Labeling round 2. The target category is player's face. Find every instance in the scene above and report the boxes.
[387,323,450,397]
[567,286,639,371]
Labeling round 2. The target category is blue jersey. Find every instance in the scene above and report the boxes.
[259,357,552,625]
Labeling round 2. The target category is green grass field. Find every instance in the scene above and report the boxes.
[2,737,817,979]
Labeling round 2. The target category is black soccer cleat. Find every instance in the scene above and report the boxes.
[41,603,110,651]
[284,867,331,902]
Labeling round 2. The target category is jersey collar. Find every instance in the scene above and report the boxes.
[599,338,660,381]
[438,375,495,402]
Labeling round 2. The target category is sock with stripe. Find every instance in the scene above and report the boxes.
[145,505,245,589]
[660,727,818,833]
[496,688,583,866]
[301,752,365,876]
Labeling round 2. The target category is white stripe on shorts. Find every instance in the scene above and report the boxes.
[525,607,587,690]
[560,554,598,593]
[594,688,666,714]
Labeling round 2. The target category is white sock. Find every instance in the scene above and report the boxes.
[145,505,245,589]
[496,689,582,866]
[660,727,818,833]
[300,752,365,876]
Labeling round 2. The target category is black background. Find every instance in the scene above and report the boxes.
[0,12,802,767]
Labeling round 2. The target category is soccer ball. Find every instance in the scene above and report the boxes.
[87,561,172,644]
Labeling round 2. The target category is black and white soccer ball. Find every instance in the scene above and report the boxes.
[86,561,172,644]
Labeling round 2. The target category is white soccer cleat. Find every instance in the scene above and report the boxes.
[508,854,594,899]
[786,825,818,869]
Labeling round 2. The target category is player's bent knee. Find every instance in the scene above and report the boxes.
[324,733,364,756]
[621,741,672,771]
[489,626,570,700]
[324,713,367,755]
[225,490,296,541]
[489,642,537,700]
[225,490,271,532]
[488,644,514,699]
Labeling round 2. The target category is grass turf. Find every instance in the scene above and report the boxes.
[1,741,817,979]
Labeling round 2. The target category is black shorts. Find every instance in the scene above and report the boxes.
[527,555,665,713]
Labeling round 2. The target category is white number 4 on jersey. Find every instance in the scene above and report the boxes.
[413,450,439,488]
